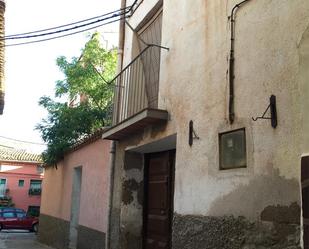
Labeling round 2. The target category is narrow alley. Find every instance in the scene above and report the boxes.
[0,231,52,249]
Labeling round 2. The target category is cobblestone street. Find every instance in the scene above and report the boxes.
[0,230,53,249]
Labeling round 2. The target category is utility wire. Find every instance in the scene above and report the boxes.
[3,8,130,41]
[4,0,140,46]
[5,7,128,38]
[5,17,126,47]
[0,135,46,146]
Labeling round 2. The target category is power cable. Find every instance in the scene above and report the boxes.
[3,8,130,41]
[0,135,46,146]
[5,7,128,38]
[5,16,126,47]
[3,0,140,46]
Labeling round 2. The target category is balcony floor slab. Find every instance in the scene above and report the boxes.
[102,108,169,140]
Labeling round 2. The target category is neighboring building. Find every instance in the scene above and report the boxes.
[0,144,43,215]
[38,130,111,249]
[0,0,5,114]
[101,0,309,249]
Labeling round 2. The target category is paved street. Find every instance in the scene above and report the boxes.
[0,230,53,249]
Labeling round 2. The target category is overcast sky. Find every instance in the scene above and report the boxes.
[0,0,120,151]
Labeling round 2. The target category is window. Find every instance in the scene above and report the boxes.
[219,128,247,170]
[29,180,42,195]
[2,212,15,218]
[18,180,24,187]
[27,206,40,217]
[0,178,6,197]
[16,212,26,218]
[37,165,44,174]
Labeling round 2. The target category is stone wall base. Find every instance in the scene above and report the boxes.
[77,225,106,249]
[172,214,300,249]
[38,213,70,249]
[39,214,106,249]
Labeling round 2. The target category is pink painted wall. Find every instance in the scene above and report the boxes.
[0,162,43,211]
[40,139,111,233]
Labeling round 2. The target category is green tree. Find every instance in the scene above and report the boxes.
[36,32,117,166]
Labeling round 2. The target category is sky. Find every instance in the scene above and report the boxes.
[0,0,120,152]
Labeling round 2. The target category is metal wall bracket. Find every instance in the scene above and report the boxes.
[189,120,200,146]
[252,95,277,128]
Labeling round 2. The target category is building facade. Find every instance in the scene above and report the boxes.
[0,145,43,214]
[102,0,309,248]
[38,131,111,249]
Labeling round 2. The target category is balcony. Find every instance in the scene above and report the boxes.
[103,45,169,140]
[0,188,9,198]
[28,188,42,196]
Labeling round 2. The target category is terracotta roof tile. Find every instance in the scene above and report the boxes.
[0,145,42,163]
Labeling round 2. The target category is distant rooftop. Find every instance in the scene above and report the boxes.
[0,137,45,154]
[0,145,42,163]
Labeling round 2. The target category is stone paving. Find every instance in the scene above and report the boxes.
[0,230,54,249]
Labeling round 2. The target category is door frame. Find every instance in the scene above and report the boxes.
[142,150,176,249]
[69,166,82,249]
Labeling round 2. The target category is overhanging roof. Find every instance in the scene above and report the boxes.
[102,108,168,140]
[0,145,42,163]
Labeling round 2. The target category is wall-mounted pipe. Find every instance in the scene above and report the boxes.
[105,0,126,248]
[229,0,252,124]
[0,0,5,115]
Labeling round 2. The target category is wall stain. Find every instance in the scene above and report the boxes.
[122,179,139,205]
[124,152,143,171]
[137,180,144,205]
[208,172,300,219]
[261,202,300,224]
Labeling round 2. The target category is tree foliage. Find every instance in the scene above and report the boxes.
[36,32,117,166]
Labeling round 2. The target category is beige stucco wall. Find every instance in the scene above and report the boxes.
[120,0,309,221]
[40,139,111,232]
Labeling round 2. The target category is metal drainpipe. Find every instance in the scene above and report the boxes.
[105,0,126,248]
[229,0,252,124]
[0,0,5,115]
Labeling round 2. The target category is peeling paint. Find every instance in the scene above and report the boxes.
[207,173,300,220]
[122,179,139,205]
[261,202,300,224]
[137,180,144,205]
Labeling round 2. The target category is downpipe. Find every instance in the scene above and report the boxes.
[105,0,126,248]
[228,0,252,124]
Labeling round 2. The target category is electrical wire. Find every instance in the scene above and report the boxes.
[5,7,129,38]
[5,16,126,47]
[3,0,140,46]
[0,135,46,145]
[3,9,130,41]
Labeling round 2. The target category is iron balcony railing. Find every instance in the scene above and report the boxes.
[28,188,42,196]
[108,45,166,125]
[0,188,8,197]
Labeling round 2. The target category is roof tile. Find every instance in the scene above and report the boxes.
[0,145,42,163]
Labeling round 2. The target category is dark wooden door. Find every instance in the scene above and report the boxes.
[302,156,309,248]
[144,151,175,249]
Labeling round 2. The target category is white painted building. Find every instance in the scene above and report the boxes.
[102,0,309,248]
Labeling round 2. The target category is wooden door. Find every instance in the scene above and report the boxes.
[144,151,175,249]
[302,156,309,248]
